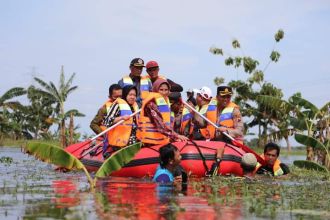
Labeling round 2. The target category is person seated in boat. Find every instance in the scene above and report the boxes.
[153,143,187,190]
[189,86,217,140]
[186,88,197,107]
[102,85,139,158]
[90,83,122,134]
[169,92,193,136]
[145,60,183,93]
[118,58,152,107]
[213,86,244,143]
[137,78,189,145]
[254,142,290,176]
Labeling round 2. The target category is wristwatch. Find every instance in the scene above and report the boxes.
[216,158,222,163]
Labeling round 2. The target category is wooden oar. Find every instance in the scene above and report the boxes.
[181,100,266,166]
[75,109,141,159]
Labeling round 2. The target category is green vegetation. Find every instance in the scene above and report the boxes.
[211,29,329,170]
[23,141,142,188]
[192,167,330,219]
[210,29,286,149]
[0,66,84,148]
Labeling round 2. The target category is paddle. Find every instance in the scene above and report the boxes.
[76,109,141,159]
[181,100,266,166]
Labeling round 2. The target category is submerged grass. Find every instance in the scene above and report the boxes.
[0,138,60,148]
[191,166,330,219]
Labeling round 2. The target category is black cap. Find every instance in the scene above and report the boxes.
[217,86,233,96]
[169,92,182,102]
[130,58,145,67]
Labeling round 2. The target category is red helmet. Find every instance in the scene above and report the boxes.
[146,61,159,69]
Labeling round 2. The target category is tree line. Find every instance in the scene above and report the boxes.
[210,29,329,168]
[0,66,84,147]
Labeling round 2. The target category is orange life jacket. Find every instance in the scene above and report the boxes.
[100,99,114,131]
[254,154,284,176]
[195,98,217,139]
[122,75,151,100]
[179,106,193,135]
[137,92,171,145]
[217,101,243,143]
[106,98,139,147]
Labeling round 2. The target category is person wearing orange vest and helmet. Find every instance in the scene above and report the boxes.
[102,85,139,158]
[254,142,290,176]
[137,78,189,145]
[90,84,122,135]
[118,58,152,107]
[190,86,217,140]
[145,60,183,93]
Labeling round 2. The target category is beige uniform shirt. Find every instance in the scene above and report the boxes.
[215,107,244,140]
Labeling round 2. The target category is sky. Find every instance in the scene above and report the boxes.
[1,0,329,137]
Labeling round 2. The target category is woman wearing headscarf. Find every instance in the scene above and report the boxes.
[137,78,189,145]
[102,85,139,158]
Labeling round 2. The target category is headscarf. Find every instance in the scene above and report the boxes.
[122,85,138,103]
[152,78,170,92]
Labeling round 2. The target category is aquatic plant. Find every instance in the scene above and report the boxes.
[23,141,141,188]
[0,156,13,165]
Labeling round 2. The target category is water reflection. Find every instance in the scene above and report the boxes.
[1,147,329,220]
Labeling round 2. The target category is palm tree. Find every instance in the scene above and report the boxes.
[0,87,26,139]
[33,66,83,147]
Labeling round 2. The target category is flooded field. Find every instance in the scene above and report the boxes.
[1,146,329,220]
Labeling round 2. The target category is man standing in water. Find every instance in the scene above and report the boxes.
[254,142,290,176]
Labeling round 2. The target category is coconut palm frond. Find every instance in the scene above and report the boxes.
[64,73,76,91]
[0,87,26,104]
[64,109,85,118]
[34,77,53,93]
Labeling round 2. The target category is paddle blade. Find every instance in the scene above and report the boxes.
[24,141,86,170]
[293,160,328,172]
[231,140,266,166]
[95,142,142,178]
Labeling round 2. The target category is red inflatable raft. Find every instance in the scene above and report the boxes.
[65,140,246,177]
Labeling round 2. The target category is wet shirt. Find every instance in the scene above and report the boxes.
[153,166,174,183]
[256,163,290,176]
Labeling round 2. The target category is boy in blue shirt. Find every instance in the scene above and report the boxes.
[153,144,187,189]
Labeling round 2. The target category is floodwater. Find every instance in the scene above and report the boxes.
[0,147,328,220]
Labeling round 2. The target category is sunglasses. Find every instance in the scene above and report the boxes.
[133,66,144,70]
[147,67,159,71]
